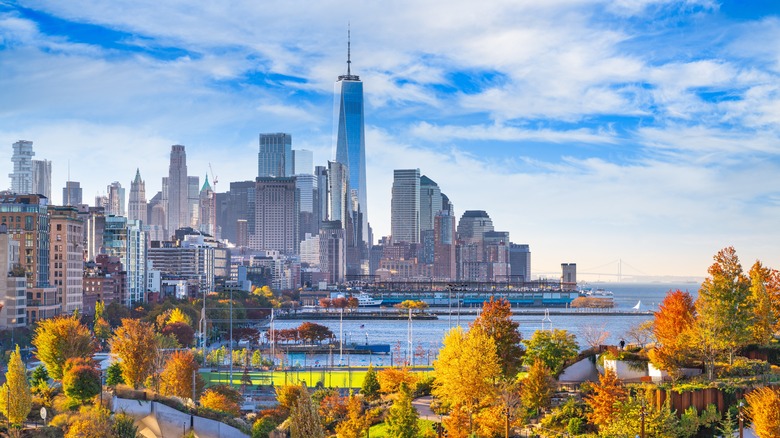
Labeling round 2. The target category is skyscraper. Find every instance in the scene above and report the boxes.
[10,140,34,195]
[63,181,82,206]
[457,210,495,244]
[258,133,292,178]
[188,176,200,228]
[292,149,313,175]
[391,169,420,244]
[106,181,125,216]
[199,175,216,236]
[333,33,368,247]
[419,175,442,235]
[254,177,298,255]
[128,169,147,223]
[166,145,189,235]
[32,159,52,199]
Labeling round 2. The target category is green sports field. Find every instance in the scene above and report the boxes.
[201,368,434,389]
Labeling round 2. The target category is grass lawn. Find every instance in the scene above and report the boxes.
[369,418,436,437]
[201,368,434,389]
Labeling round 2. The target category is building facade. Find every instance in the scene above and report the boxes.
[390,169,420,244]
[49,206,84,314]
[10,140,34,195]
[128,169,147,223]
[253,177,298,255]
[166,145,189,235]
[258,133,292,178]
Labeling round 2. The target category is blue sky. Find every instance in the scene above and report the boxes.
[1,0,779,280]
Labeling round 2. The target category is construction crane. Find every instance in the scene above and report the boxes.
[208,163,219,193]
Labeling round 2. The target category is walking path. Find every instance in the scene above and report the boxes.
[412,396,440,422]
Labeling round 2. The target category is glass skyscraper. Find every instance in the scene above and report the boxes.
[333,38,368,247]
[259,133,293,178]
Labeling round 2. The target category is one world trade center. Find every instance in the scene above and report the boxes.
[333,30,369,273]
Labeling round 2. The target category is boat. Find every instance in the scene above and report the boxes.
[632,300,641,311]
[354,292,383,307]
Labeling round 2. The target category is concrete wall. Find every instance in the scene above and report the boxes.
[558,357,599,382]
[603,359,647,380]
[113,397,248,438]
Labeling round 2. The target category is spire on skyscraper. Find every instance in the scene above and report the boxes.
[339,25,360,82]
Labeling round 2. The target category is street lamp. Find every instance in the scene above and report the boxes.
[639,398,646,438]
[738,400,745,438]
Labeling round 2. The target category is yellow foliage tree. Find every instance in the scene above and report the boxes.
[110,318,160,389]
[377,367,419,395]
[586,369,627,428]
[521,358,554,415]
[64,405,112,438]
[746,386,780,438]
[433,326,501,433]
[276,384,307,415]
[335,392,372,438]
[442,403,471,438]
[0,346,32,426]
[32,314,96,380]
[160,350,203,400]
[749,262,778,345]
[167,308,192,326]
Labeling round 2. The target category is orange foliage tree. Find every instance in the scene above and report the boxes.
[32,315,97,380]
[159,350,203,400]
[749,261,780,345]
[650,289,696,377]
[377,367,418,395]
[109,318,159,389]
[586,369,627,429]
[200,384,242,417]
[746,386,780,437]
[471,296,524,380]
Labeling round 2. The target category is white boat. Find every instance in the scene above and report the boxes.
[632,300,641,311]
[355,292,383,307]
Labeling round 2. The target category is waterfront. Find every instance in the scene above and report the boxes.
[272,282,700,363]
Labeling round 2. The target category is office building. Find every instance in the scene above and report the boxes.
[509,243,531,282]
[293,149,313,175]
[166,145,189,234]
[49,206,84,314]
[333,35,369,246]
[222,180,255,245]
[419,175,442,235]
[199,175,216,236]
[319,221,346,285]
[32,159,52,199]
[258,133,292,178]
[128,169,147,223]
[390,169,420,244]
[562,263,577,291]
[254,177,298,255]
[433,212,456,280]
[63,181,82,206]
[457,210,494,244]
[10,140,34,195]
[188,175,200,228]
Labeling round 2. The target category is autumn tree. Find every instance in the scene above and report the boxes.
[317,389,348,429]
[0,346,32,427]
[522,328,578,376]
[32,314,97,379]
[62,357,101,405]
[93,301,111,348]
[168,307,192,326]
[110,318,160,389]
[625,320,654,348]
[694,247,753,375]
[161,322,195,347]
[586,369,627,428]
[433,326,500,429]
[385,383,420,438]
[201,385,242,417]
[289,387,325,438]
[521,358,555,416]
[276,384,307,415]
[64,405,112,438]
[361,365,380,400]
[746,386,780,437]
[749,261,778,345]
[335,392,372,438]
[159,350,203,400]
[471,296,524,379]
[650,289,696,378]
[377,367,418,395]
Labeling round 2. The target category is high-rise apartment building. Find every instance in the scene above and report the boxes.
[63,181,82,206]
[106,181,125,216]
[258,133,292,178]
[0,230,26,328]
[390,169,420,244]
[333,35,369,248]
[128,169,147,223]
[10,140,34,195]
[253,177,298,255]
[166,145,189,234]
[32,159,52,199]
[49,206,84,314]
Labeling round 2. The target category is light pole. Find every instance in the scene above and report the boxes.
[639,398,646,438]
[738,400,745,438]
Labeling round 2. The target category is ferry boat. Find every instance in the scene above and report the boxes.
[354,292,383,307]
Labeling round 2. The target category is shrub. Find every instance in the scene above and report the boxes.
[716,358,770,378]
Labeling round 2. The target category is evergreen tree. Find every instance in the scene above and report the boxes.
[717,409,737,437]
[361,365,380,400]
[62,358,101,405]
[105,362,124,386]
[385,383,419,438]
[30,364,50,387]
[0,346,33,427]
[288,386,325,438]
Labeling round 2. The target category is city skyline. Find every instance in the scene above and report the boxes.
[1,1,779,279]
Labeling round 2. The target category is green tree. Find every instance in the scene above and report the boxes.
[361,365,380,400]
[63,358,101,405]
[111,412,139,438]
[288,386,325,438]
[105,362,124,386]
[522,328,578,376]
[598,397,680,437]
[110,318,159,389]
[251,417,278,438]
[385,383,419,438]
[32,314,97,380]
[521,358,554,416]
[471,296,524,380]
[694,247,753,377]
[30,364,50,387]
[0,346,32,426]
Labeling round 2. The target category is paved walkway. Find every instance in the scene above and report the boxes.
[412,396,440,422]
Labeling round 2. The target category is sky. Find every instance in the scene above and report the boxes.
[1,0,779,281]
